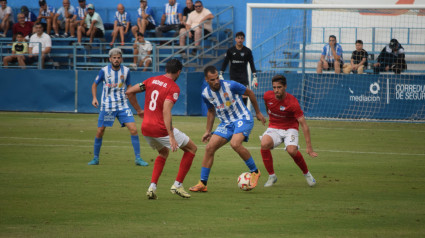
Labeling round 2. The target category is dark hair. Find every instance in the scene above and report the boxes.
[137,32,144,37]
[235,31,245,38]
[204,65,217,77]
[16,32,24,36]
[329,35,336,41]
[272,74,287,86]
[165,59,183,74]
[356,40,363,44]
[194,0,202,5]
[34,22,44,29]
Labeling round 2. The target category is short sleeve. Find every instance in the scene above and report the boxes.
[165,84,180,104]
[202,95,214,109]
[229,81,247,95]
[321,45,327,56]
[146,7,153,16]
[126,12,131,22]
[125,69,131,86]
[94,69,105,84]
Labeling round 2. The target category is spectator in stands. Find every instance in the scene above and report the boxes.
[131,0,156,38]
[155,0,184,38]
[180,0,194,30]
[317,35,344,74]
[25,22,51,69]
[21,6,37,23]
[36,0,55,36]
[70,0,87,38]
[12,13,33,41]
[0,0,14,37]
[343,40,368,74]
[220,31,258,105]
[3,32,28,68]
[110,4,131,46]
[179,1,213,55]
[77,4,104,44]
[130,32,153,71]
[373,39,407,74]
[52,0,76,38]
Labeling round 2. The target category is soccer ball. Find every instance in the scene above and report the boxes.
[237,172,252,191]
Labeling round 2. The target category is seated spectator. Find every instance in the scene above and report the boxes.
[0,0,14,37]
[180,0,194,30]
[373,39,407,74]
[317,35,343,74]
[21,6,37,23]
[52,0,76,38]
[70,0,87,38]
[131,0,156,38]
[12,13,33,41]
[343,40,368,74]
[110,4,131,46]
[3,32,28,68]
[179,0,213,55]
[25,22,51,69]
[77,4,104,44]
[36,0,55,36]
[155,0,184,38]
[130,32,152,71]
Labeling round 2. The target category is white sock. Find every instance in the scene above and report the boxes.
[149,183,157,190]
[173,181,182,188]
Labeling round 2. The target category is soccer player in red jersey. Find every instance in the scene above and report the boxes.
[261,74,318,187]
[126,59,197,199]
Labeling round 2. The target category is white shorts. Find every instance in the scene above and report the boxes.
[260,128,299,150]
[138,55,152,64]
[144,128,189,151]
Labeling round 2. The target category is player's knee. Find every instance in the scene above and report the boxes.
[286,146,298,156]
[229,141,242,151]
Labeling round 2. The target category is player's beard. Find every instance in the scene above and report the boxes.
[112,61,121,69]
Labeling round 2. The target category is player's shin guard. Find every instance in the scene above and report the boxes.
[94,137,103,158]
[151,156,166,184]
[175,152,195,183]
[291,151,309,174]
[261,149,275,175]
[130,135,141,158]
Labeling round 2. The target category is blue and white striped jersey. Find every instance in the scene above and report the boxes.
[76,5,88,20]
[114,11,131,26]
[202,80,252,125]
[321,43,344,63]
[137,6,156,26]
[40,6,55,23]
[94,65,131,112]
[163,2,183,25]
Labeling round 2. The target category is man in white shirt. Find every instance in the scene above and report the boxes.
[130,32,153,71]
[25,22,52,69]
[0,0,14,37]
[77,4,104,44]
[179,0,213,55]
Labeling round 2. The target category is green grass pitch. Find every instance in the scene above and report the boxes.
[0,112,424,237]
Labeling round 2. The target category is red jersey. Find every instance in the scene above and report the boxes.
[141,75,180,137]
[12,22,34,38]
[263,90,304,130]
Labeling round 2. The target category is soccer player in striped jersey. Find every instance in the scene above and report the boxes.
[88,48,148,167]
[190,66,266,192]
[260,75,317,187]
[126,59,197,199]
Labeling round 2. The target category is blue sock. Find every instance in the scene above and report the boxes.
[245,157,258,172]
[200,167,211,182]
[131,135,141,158]
[94,137,102,158]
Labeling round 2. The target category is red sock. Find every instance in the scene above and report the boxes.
[261,149,274,175]
[175,152,195,183]
[291,151,309,174]
[151,156,166,184]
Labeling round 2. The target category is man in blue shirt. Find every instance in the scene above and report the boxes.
[317,35,344,74]
[52,0,76,38]
[155,0,183,37]
[189,65,266,192]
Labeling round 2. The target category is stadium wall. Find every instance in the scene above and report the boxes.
[0,69,205,116]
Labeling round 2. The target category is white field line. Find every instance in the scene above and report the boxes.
[0,137,424,156]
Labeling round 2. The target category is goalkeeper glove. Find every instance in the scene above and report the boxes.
[251,73,258,89]
[219,71,224,80]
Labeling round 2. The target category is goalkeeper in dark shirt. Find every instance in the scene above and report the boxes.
[220,31,258,104]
